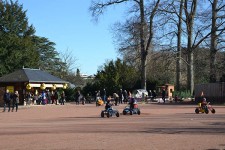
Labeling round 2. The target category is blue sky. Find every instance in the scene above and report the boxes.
[15,0,125,75]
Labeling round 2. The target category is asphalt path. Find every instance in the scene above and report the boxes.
[0,102,225,150]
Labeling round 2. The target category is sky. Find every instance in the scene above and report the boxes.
[14,0,125,75]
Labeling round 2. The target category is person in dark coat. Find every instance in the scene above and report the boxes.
[123,90,128,104]
[75,90,81,105]
[102,89,107,104]
[129,97,135,110]
[60,91,66,105]
[12,91,19,112]
[54,91,59,105]
[162,89,166,103]
[3,89,11,112]
[118,89,123,104]
[105,98,112,110]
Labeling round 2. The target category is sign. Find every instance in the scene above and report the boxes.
[7,86,14,93]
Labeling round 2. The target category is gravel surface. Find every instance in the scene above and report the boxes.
[0,103,225,150]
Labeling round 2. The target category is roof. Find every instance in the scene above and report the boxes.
[0,68,68,83]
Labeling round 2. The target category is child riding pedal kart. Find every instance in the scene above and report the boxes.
[195,98,216,114]
[123,98,141,115]
[101,97,120,118]
[96,97,104,106]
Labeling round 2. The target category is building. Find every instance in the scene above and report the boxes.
[0,68,68,106]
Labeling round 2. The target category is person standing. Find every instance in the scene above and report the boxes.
[123,90,128,104]
[12,91,19,112]
[60,91,66,105]
[41,91,47,105]
[118,89,123,104]
[103,89,107,104]
[54,90,59,105]
[26,92,32,105]
[162,88,166,103]
[46,89,51,104]
[75,90,81,105]
[51,91,55,104]
[152,90,157,101]
[3,89,11,112]
[113,92,119,106]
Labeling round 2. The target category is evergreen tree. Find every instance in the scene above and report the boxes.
[94,59,138,95]
[0,0,38,76]
[0,0,67,79]
[32,36,61,72]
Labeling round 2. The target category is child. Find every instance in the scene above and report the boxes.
[129,97,135,110]
[105,96,112,110]
[201,97,207,109]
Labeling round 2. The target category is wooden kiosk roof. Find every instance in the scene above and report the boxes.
[0,68,68,84]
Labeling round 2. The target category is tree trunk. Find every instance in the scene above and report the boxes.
[140,0,146,89]
[176,0,183,91]
[187,51,194,95]
[210,0,218,82]
[184,0,197,95]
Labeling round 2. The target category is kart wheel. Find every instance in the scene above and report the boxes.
[116,112,120,117]
[107,113,110,118]
[123,111,126,115]
[195,108,199,114]
[101,111,104,118]
[130,110,133,115]
[211,109,216,114]
[137,110,141,115]
[205,109,209,114]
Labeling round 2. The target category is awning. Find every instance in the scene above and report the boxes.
[28,83,64,88]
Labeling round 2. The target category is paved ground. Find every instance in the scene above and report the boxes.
[0,102,225,150]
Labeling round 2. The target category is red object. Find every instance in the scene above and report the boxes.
[134,104,138,108]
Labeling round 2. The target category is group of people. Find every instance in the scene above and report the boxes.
[2,89,67,112]
[105,93,136,111]
[2,89,19,112]
[95,89,132,106]
[28,90,66,105]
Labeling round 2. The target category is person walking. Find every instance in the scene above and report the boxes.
[75,90,81,105]
[12,91,19,112]
[162,88,166,103]
[60,91,66,105]
[3,89,11,112]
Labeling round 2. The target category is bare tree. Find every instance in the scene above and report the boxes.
[176,0,184,91]
[158,0,184,90]
[60,48,78,73]
[90,0,160,90]
[183,0,197,95]
[209,0,225,82]
[143,0,160,89]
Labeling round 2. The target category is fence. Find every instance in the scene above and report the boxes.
[195,82,225,104]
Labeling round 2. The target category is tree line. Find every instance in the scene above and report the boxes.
[0,0,77,81]
[1,0,224,98]
[89,0,225,95]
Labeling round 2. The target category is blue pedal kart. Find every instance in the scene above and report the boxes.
[123,103,141,115]
[101,107,120,118]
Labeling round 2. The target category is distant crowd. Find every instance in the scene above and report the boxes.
[2,87,163,112]
[2,89,66,112]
